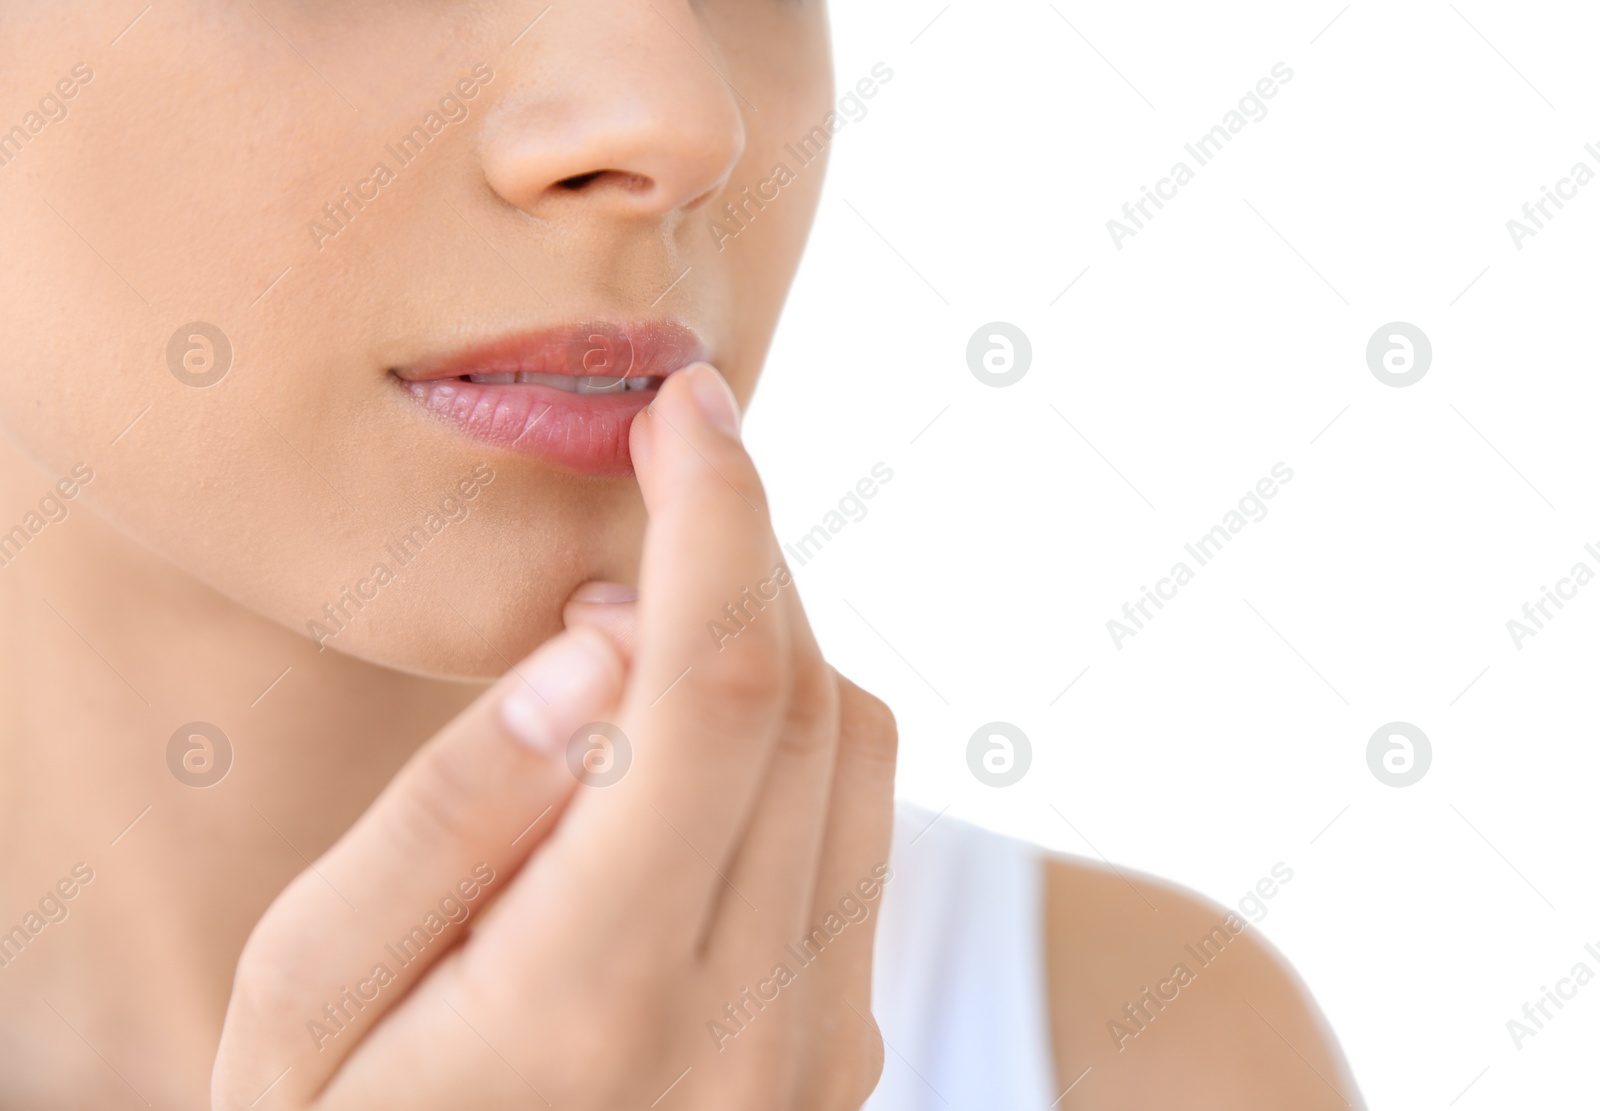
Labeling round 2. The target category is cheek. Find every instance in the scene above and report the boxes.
[0,10,347,502]
[0,10,577,679]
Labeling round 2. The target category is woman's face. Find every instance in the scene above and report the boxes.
[0,1,832,678]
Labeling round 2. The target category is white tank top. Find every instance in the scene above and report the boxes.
[864,804,1059,1110]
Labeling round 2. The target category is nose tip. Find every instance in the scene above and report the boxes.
[479,11,746,221]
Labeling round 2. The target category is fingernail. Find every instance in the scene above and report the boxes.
[569,581,638,604]
[685,363,741,438]
[500,633,611,756]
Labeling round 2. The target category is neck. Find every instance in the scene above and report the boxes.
[0,440,482,1105]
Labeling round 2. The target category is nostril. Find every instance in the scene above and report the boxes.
[553,169,654,193]
[557,170,605,190]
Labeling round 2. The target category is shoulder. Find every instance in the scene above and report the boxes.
[1042,854,1364,1109]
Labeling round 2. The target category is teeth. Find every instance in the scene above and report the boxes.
[464,372,661,392]
[467,371,659,393]
[515,371,576,391]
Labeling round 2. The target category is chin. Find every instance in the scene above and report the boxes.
[313,600,566,683]
[291,528,640,682]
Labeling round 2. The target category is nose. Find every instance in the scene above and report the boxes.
[480,2,746,221]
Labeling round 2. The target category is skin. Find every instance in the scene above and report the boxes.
[0,2,1363,1107]
[1044,862,1362,1108]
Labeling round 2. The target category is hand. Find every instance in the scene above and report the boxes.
[213,364,899,1111]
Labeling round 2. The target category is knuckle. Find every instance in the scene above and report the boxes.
[776,659,839,759]
[837,676,898,767]
[695,620,788,717]
[730,470,772,521]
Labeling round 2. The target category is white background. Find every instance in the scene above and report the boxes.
[749,2,1600,1107]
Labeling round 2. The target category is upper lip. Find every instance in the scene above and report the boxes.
[392,320,709,383]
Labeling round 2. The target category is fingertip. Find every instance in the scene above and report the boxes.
[563,583,639,662]
[629,363,743,510]
[680,362,742,438]
[628,398,657,475]
[567,580,638,605]
[645,363,741,447]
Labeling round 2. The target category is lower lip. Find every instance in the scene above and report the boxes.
[400,377,662,476]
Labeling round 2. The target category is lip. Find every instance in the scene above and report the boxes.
[393,321,708,476]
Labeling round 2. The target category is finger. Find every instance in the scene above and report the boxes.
[214,625,625,1102]
[802,675,899,996]
[821,676,899,845]
[487,364,793,959]
[781,675,897,1106]
[812,675,899,928]
[712,569,839,953]
[563,580,638,662]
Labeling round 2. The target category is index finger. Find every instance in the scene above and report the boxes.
[485,364,795,956]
